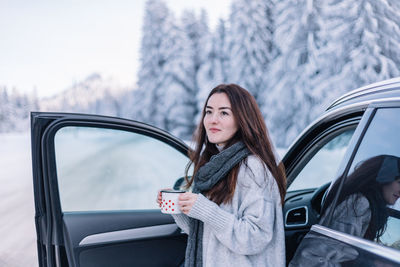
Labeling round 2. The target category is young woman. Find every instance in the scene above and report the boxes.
[157,84,286,267]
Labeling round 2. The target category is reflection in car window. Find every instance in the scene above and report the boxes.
[290,110,400,266]
[288,128,355,191]
[349,108,400,178]
[327,108,400,251]
[54,126,190,212]
[380,212,400,250]
[322,155,400,239]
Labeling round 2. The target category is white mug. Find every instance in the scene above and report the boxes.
[160,190,185,214]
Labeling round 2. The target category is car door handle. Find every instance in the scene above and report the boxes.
[79,223,180,246]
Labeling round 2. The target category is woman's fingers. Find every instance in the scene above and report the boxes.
[156,191,162,207]
[156,188,172,207]
[179,192,196,201]
[178,193,198,214]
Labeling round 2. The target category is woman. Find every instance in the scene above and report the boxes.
[157,84,286,267]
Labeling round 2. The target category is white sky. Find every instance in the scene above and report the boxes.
[0,0,231,97]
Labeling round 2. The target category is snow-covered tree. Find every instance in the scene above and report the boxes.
[0,87,12,132]
[0,86,38,132]
[136,0,181,129]
[315,0,400,110]
[165,9,210,138]
[265,0,325,147]
[228,0,277,105]
[201,19,230,87]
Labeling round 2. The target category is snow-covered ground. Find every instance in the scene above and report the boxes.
[0,132,37,266]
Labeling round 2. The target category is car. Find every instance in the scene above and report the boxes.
[31,77,400,267]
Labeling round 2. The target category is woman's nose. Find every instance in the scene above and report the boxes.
[209,113,219,123]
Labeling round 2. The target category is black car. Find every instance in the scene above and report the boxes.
[31,77,400,267]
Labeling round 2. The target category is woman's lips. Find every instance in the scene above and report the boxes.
[209,128,221,133]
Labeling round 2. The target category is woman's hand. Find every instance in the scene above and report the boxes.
[156,188,172,207]
[178,192,198,214]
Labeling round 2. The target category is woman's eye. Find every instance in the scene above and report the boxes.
[205,110,212,115]
[221,111,229,116]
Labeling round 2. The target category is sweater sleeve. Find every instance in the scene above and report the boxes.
[188,156,280,255]
[171,213,191,234]
[328,194,371,237]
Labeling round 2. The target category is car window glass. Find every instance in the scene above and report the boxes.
[324,108,400,251]
[349,108,400,175]
[380,211,400,250]
[54,126,190,212]
[288,128,355,191]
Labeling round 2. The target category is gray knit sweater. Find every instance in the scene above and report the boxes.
[173,155,285,267]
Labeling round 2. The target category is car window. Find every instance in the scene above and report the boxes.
[54,126,190,212]
[325,108,400,251]
[380,210,400,250]
[288,127,355,191]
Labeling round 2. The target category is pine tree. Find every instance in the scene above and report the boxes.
[165,9,210,138]
[266,0,325,147]
[315,0,400,110]
[0,87,10,132]
[136,0,180,129]
[202,19,230,86]
[228,0,276,105]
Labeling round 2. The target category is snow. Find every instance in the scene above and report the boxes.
[0,132,37,266]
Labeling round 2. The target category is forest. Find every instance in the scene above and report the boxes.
[1,0,399,147]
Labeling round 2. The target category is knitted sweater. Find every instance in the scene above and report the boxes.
[173,155,285,267]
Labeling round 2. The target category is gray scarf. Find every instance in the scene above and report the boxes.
[185,141,250,267]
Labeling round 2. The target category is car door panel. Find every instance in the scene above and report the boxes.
[290,224,400,266]
[63,212,186,267]
[31,112,189,267]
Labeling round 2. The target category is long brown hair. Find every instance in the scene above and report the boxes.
[185,84,286,205]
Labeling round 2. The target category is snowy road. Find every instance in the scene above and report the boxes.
[0,133,38,266]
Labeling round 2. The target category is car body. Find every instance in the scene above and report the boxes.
[31,77,400,266]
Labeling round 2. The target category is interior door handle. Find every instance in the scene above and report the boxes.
[79,223,179,246]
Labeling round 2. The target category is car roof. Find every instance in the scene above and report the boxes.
[327,77,400,111]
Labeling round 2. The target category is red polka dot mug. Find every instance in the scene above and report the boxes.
[160,189,185,214]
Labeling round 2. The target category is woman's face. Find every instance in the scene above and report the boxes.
[203,93,239,147]
[382,178,400,205]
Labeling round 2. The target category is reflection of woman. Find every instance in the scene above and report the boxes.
[157,84,286,267]
[321,154,400,240]
[289,155,400,266]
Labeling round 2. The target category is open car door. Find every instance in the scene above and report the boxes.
[31,112,189,267]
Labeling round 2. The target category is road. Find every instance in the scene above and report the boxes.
[0,133,38,266]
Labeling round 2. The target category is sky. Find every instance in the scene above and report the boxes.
[0,0,231,97]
